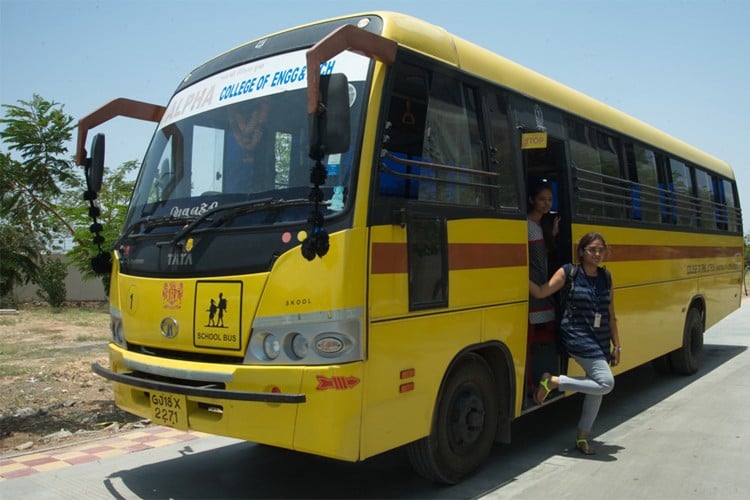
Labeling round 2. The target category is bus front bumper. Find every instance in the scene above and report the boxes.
[92,362,306,403]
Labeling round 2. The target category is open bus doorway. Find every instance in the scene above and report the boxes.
[523,136,571,410]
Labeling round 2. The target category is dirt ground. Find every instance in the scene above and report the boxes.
[0,303,147,457]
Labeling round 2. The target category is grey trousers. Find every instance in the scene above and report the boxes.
[558,355,615,433]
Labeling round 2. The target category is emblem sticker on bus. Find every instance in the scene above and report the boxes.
[162,282,183,310]
[194,281,243,350]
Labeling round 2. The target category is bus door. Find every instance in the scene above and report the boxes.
[513,98,572,409]
[523,136,573,268]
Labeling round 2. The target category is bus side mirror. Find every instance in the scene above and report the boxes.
[87,133,106,194]
[308,73,350,160]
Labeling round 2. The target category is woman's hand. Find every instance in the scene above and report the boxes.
[610,347,621,366]
[529,280,542,298]
[552,215,561,238]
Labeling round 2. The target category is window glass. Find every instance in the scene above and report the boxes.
[567,120,602,218]
[274,131,292,188]
[148,135,175,204]
[567,120,626,221]
[694,168,714,229]
[421,74,488,205]
[668,158,695,226]
[722,179,740,232]
[510,98,565,138]
[487,92,518,209]
[597,131,625,219]
[408,216,447,309]
[628,144,661,222]
[191,125,225,196]
[378,64,493,208]
[378,63,428,199]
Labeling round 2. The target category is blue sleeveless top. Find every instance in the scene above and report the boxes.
[559,264,612,360]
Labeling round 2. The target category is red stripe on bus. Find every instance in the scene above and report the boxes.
[607,245,742,261]
[449,243,527,270]
[371,242,527,274]
[371,243,409,274]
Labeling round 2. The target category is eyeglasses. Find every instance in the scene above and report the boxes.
[584,246,606,255]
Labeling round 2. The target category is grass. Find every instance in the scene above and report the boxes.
[0,303,110,378]
[0,365,26,377]
[0,342,68,360]
[18,303,108,323]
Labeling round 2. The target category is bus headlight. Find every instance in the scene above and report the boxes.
[246,307,363,365]
[110,304,125,347]
[262,334,281,360]
[289,333,309,359]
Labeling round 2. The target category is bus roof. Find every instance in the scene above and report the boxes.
[180,11,734,180]
[369,11,734,180]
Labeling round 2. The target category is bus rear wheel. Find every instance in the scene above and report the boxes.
[670,307,704,375]
[406,353,498,484]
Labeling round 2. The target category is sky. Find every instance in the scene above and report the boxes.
[1,0,749,233]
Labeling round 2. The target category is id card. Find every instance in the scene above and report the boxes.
[594,313,602,328]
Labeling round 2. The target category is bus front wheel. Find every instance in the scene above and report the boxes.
[406,353,498,484]
[670,307,704,375]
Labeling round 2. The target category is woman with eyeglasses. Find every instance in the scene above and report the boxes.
[528,231,621,455]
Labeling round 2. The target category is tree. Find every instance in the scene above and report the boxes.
[1,95,136,304]
[0,213,39,305]
[1,95,75,306]
[0,95,76,240]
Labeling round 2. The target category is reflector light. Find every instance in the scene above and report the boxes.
[399,382,415,393]
[316,336,344,354]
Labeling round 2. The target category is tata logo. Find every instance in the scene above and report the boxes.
[160,317,179,339]
[167,252,193,266]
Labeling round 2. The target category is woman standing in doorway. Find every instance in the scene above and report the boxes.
[526,179,561,395]
[529,231,621,455]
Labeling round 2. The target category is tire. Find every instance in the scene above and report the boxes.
[670,307,704,375]
[406,354,499,484]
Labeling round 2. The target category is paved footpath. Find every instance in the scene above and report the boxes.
[0,426,207,482]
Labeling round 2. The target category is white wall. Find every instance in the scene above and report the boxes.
[15,254,107,302]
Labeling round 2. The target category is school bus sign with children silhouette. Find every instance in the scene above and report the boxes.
[194,281,242,350]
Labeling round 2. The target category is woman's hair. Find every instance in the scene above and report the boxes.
[526,178,553,212]
[576,231,608,263]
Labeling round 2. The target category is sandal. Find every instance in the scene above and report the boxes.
[533,372,552,405]
[575,438,596,455]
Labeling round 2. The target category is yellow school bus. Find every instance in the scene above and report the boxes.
[78,12,744,483]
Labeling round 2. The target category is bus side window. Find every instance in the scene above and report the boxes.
[486,91,519,209]
[420,74,488,206]
[668,158,695,227]
[378,63,428,199]
[721,179,740,233]
[694,168,715,230]
[625,143,661,223]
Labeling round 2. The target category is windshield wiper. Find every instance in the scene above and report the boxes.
[114,215,195,249]
[169,198,313,247]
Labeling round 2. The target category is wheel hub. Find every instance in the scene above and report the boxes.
[449,391,485,449]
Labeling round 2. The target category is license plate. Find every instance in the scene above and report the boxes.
[149,391,188,430]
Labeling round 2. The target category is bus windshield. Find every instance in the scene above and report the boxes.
[125,49,370,231]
